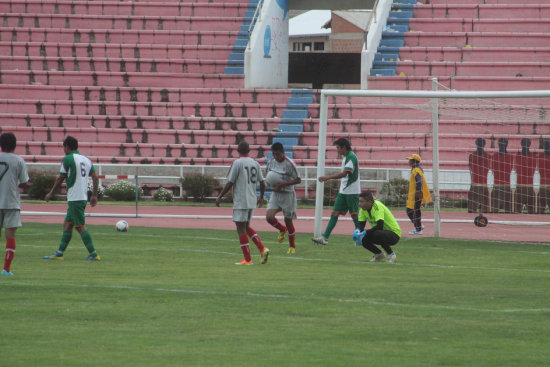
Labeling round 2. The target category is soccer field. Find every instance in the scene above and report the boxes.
[1,223,549,367]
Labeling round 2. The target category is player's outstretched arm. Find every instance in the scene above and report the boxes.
[216,182,233,207]
[45,175,65,202]
[89,173,99,207]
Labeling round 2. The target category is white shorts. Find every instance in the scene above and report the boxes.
[0,209,22,229]
[232,208,255,223]
[267,191,297,219]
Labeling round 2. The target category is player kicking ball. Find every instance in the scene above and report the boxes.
[265,143,301,254]
[353,191,401,263]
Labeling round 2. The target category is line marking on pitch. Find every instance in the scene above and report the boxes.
[4,280,549,314]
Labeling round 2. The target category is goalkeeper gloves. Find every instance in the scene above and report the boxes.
[352,229,366,246]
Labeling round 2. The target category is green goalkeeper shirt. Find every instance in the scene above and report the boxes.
[358,199,401,237]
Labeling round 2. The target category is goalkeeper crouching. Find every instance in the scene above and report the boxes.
[353,191,401,263]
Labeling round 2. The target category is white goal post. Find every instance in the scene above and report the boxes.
[314,84,550,238]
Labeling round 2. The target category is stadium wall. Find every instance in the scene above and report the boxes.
[244,0,289,88]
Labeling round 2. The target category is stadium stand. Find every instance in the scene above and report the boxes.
[0,0,549,183]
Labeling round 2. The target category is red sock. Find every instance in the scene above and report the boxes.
[4,238,15,272]
[268,219,286,233]
[287,223,296,248]
[239,234,251,261]
[246,227,265,252]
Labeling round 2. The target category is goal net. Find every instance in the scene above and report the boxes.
[313,84,550,243]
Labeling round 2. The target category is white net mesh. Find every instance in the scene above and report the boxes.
[314,88,550,242]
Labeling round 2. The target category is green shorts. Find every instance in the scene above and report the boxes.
[64,201,88,227]
[333,193,359,215]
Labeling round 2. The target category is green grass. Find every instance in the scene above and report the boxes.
[1,223,550,367]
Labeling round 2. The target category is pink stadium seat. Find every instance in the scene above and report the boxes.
[1,0,249,18]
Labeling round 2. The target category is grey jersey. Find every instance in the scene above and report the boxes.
[266,156,300,193]
[227,156,264,209]
[0,152,29,209]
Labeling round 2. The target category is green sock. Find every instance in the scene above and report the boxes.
[80,230,97,257]
[323,215,339,239]
[352,216,359,229]
[58,230,72,253]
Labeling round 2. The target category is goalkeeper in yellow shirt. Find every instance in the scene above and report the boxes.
[353,191,401,263]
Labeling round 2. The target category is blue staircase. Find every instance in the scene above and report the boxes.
[225,0,261,75]
[261,89,313,198]
[370,0,416,76]
[268,89,314,160]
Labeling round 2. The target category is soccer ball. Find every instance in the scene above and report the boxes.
[265,170,284,188]
[116,220,129,232]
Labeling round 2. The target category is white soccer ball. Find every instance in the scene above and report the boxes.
[116,220,129,232]
[265,170,285,188]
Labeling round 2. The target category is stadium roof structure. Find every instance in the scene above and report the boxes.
[290,9,373,37]
[329,10,373,31]
[289,10,331,37]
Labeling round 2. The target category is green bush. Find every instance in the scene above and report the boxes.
[180,173,219,202]
[380,178,409,207]
[28,174,57,200]
[153,186,174,202]
[105,180,143,201]
[308,180,340,206]
[87,179,105,200]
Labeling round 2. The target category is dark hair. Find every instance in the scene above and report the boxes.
[359,190,374,202]
[333,138,351,151]
[0,132,17,152]
[237,141,250,154]
[271,142,284,152]
[63,136,79,151]
[475,137,485,148]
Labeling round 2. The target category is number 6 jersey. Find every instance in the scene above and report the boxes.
[60,150,95,202]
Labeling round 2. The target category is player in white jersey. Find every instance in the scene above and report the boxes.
[43,136,100,261]
[216,141,269,265]
[0,133,29,276]
[265,142,301,254]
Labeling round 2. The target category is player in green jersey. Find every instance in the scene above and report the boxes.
[313,138,360,246]
[43,136,100,261]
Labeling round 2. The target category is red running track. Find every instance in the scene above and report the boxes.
[21,203,550,244]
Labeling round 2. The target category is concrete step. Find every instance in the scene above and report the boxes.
[396,46,550,63]
[1,13,250,31]
[406,18,550,33]
[1,113,283,131]
[367,75,550,91]
[0,98,287,118]
[0,55,235,74]
[393,60,550,78]
[0,27,240,46]
[0,69,244,88]
[0,41,239,60]
[0,84,292,104]
[0,0,252,17]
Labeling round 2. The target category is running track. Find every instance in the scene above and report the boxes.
[22,203,550,244]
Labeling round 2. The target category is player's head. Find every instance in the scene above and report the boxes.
[334,138,351,157]
[237,141,250,155]
[0,132,17,152]
[544,139,550,156]
[271,142,285,162]
[475,137,485,148]
[498,137,508,153]
[63,136,79,152]
[407,153,421,166]
[359,190,375,211]
[333,138,351,152]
